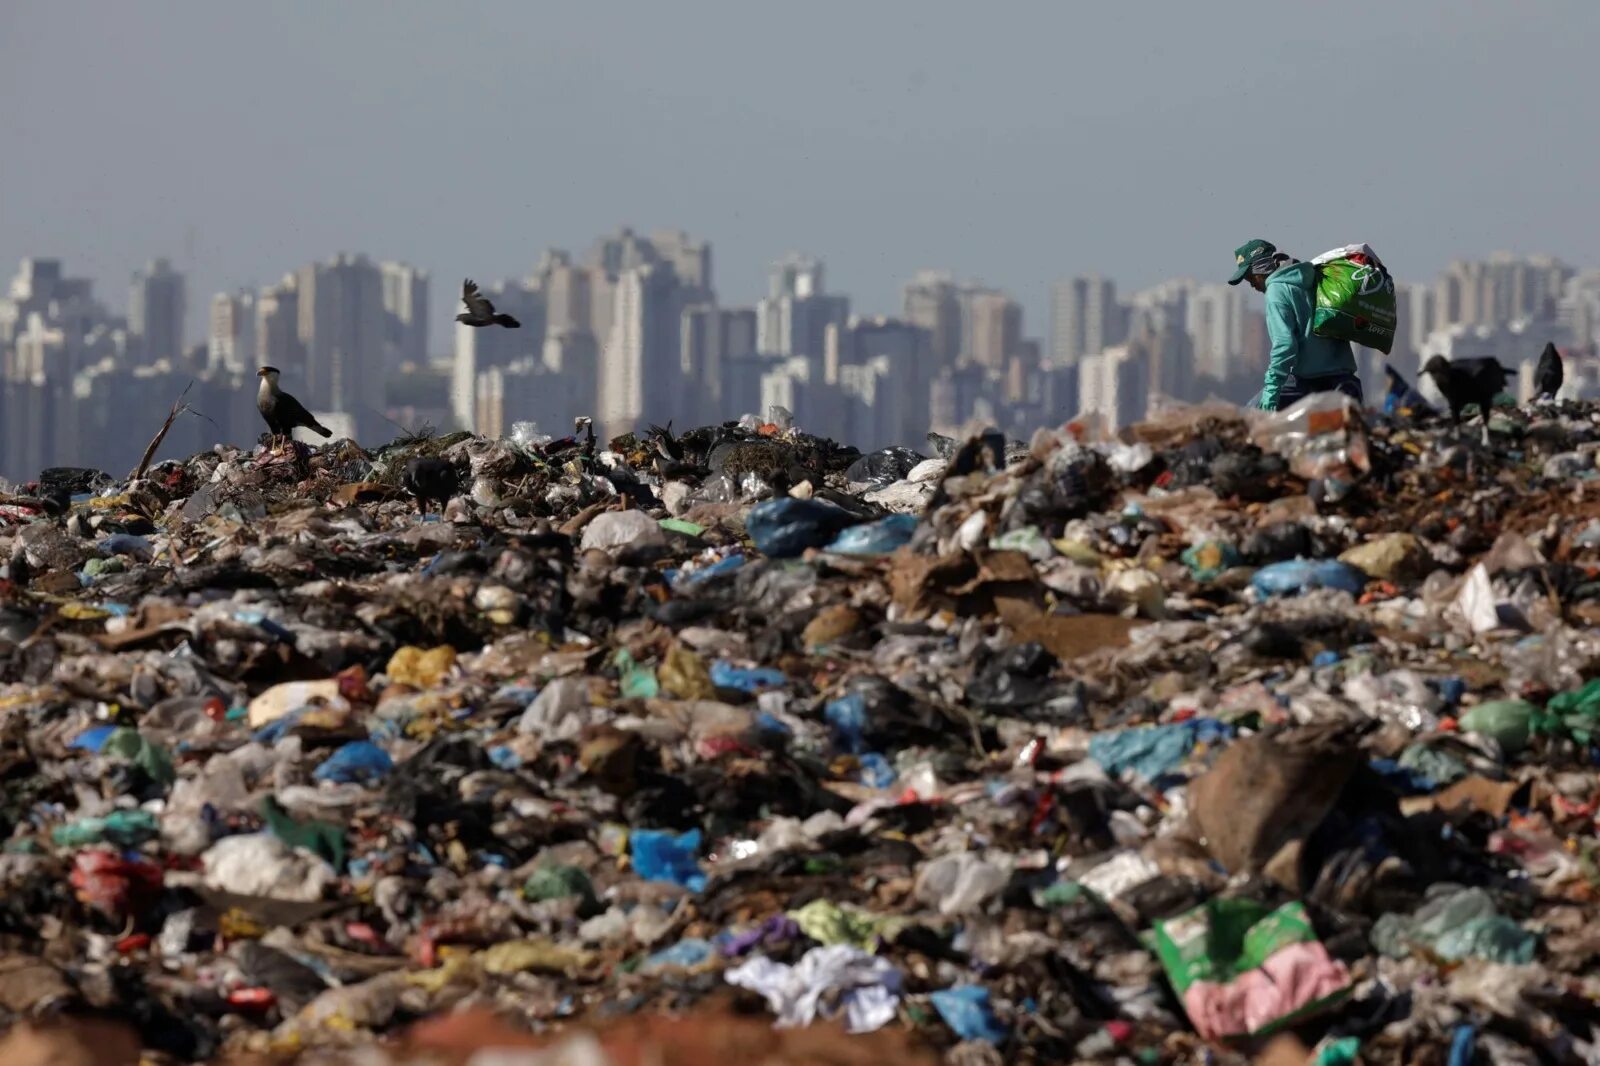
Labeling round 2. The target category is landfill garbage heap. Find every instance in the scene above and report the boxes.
[1,395,1599,1066]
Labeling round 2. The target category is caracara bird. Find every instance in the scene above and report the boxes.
[256,366,332,443]
[456,278,521,328]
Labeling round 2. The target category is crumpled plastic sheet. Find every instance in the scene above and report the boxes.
[725,945,902,1033]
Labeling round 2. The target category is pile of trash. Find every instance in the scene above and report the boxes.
[2,396,1600,1065]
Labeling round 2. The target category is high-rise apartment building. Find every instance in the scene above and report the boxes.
[128,258,185,367]
[1050,275,1122,364]
[207,290,257,373]
[598,262,684,437]
[1436,255,1573,329]
[255,275,303,377]
[1188,284,1259,383]
[379,261,429,369]
[296,254,385,414]
[758,255,848,360]
[962,289,1022,370]
[902,271,962,370]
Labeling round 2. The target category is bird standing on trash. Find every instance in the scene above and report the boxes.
[1535,342,1564,402]
[400,457,460,517]
[456,279,521,328]
[256,366,332,444]
[1422,355,1509,442]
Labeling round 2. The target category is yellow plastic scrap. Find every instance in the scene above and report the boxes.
[789,898,889,950]
[478,938,597,976]
[88,494,132,510]
[386,645,457,689]
[219,908,268,940]
[405,953,474,993]
[0,691,52,712]
[58,603,112,621]
[659,644,716,701]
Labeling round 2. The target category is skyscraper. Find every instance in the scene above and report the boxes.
[650,229,712,297]
[129,258,185,367]
[296,254,385,415]
[207,290,257,373]
[1188,284,1256,383]
[255,275,303,377]
[902,271,962,370]
[758,255,848,360]
[962,288,1022,370]
[1050,275,1121,364]
[598,262,684,436]
[379,261,429,369]
[828,316,929,447]
[539,250,592,337]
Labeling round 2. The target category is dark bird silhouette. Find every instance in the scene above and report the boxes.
[456,278,521,328]
[400,457,460,516]
[256,367,332,443]
[646,422,681,461]
[1383,363,1433,417]
[1535,342,1564,401]
[1422,355,1510,441]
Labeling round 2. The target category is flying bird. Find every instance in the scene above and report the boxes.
[1535,342,1564,401]
[400,457,460,516]
[1422,355,1510,440]
[256,366,332,443]
[457,279,521,328]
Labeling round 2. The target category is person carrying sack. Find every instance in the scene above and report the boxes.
[1228,238,1364,412]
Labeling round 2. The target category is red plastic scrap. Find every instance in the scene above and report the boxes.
[226,987,277,1010]
[71,850,163,922]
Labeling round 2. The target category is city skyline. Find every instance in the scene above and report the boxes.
[5,3,1599,358]
[4,231,1596,484]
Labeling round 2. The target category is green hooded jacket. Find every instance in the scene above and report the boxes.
[1260,261,1357,411]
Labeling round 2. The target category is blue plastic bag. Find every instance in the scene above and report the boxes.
[825,693,869,754]
[69,725,116,752]
[312,741,394,785]
[675,553,745,588]
[858,752,897,788]
[930,984,1007,1044]
[711,660,787,693]
[1251,559,1367,598]
[631,828,707,892]
[1088,719,1229,781]
[641,937,715,972]
[745,498,862,558]
[825,514,918,556]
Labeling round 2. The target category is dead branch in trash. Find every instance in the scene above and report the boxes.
[130,381,197,482]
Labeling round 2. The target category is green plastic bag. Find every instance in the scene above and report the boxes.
[1311,245,1397,354]
[1150,899,1351,1039]
[1458,700,1538,753]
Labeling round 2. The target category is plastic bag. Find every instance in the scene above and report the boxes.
[1251,392,1370,502]
[509,421,553,448]
[844,447,923,489]
[1251,559,1367,598]
[746,498,862,558]
[930,984,1008,1044]
[631,828,707,892]
[825,514,918,556]
[1310,244,1398,354]
[312,740,394,784]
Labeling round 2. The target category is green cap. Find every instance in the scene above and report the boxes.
[1228,238,1277,285]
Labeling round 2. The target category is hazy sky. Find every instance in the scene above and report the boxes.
[2,1,1596,353]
